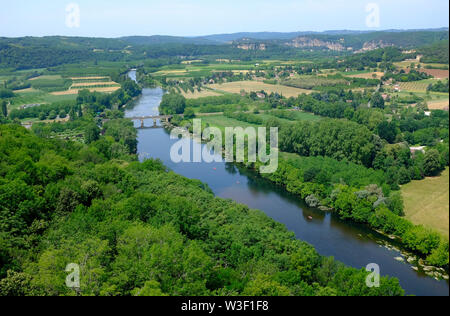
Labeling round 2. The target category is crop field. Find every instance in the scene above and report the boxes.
[9,90,77,109]
[40,75,122,95]
[347,71,385,79]
[51,86,121,95]
[393,61,448,69]
[1,62,132,109]
[152,64,258,79]
[29,75,63,81]
[71,76,111,82]
[209,81,313,97]
[401,168,449,238]
[181,89,223,99]
[71,82,120,88]
[397,79,435,92]
[281,76,348,90]
[420,68,449,79]
[428,98,449,110]
[393,62,449,79]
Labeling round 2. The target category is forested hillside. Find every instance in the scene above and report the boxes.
[419,40,450,63]
[1,29,448,70]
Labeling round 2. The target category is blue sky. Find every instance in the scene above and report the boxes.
[1,0,448,37]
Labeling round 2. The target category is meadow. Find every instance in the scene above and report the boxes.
[401,168,449,238]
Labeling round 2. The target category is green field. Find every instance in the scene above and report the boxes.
[398,79,438,92]
[10,90,77,109]
[401,168,449,238]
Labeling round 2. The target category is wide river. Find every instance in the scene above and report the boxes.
[125,71,448,296]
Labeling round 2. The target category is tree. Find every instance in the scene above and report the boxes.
[159,93,186,115]
[38,112,47,120]
[59,109,67,119]
[423,149,442,176]
[0,89,14,99]
[1,100,7,117]
[84,124,100,144]
[48,110,57,120]
[183,108,195,119]
[377,121,397,143]
[69,107,76,121]
[371,92,385,109]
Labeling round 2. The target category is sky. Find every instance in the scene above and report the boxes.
[0,0,449,38]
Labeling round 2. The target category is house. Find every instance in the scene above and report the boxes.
[256,92,266,99]
[410,146,426,154]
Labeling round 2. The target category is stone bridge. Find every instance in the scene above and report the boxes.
[126,115,184,128]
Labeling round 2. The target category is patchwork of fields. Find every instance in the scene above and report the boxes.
[49,76,121,95]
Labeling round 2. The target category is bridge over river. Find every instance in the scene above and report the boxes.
[127,115,179,128]
[125,112,224,129]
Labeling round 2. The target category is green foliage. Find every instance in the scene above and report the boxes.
[419,40,449,64]
[371,92,385,109]
[427,80,449,93]
[84,124,100,144]
[279,119,378,167]
[159,93,186,115]
[0,89,15,99]
[1,101,7,117]
[424,149,442,176]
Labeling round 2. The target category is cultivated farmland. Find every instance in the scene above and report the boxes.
[181,89,223,99]
[209,81,313,97]
[347,71,385,79]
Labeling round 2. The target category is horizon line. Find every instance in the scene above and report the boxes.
[1,27,449,40]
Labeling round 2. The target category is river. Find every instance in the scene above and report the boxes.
[125,71,448,296]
